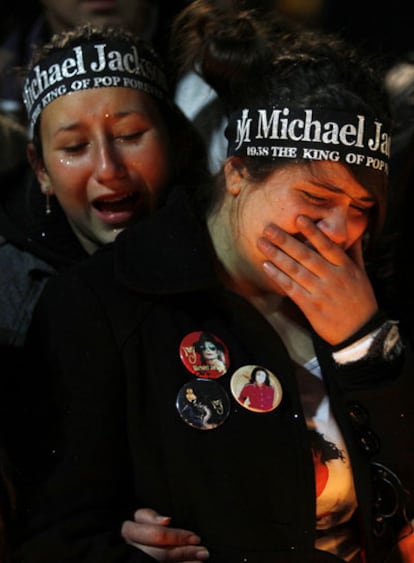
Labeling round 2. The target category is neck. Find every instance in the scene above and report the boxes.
[251,294,315,366]
[208,200,286,305]
[207,201,265,301]
[207,207,314,365]
[68,219,99,256]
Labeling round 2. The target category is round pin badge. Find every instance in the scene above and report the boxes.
[230,365,283,413]
[179,331,230,379]
[176,379,231,430]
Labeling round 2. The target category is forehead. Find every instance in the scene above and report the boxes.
[304,160,375,200]
[39,87,162,131]
[43,86,159,115]
[264,160,375,201]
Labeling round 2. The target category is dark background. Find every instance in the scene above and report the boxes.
[1,0,412,69]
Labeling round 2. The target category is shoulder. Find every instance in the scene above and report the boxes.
[41,244,121,306]
[36,243,154,343]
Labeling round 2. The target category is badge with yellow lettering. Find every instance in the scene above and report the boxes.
[176,379,230,430]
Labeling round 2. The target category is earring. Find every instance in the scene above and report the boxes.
[45,185,51,215]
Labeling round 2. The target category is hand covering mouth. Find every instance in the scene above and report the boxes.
[92,192,141,214]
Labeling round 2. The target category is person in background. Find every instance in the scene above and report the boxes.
[0,115,27,175]
[11,2,414,562]
[0,0,168,125]
[170,0,304,173]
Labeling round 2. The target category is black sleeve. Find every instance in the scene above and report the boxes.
[314,310,405,391]
[10,271,155,563]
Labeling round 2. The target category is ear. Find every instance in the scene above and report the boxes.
[27,143,54,195]
[224,157,247,196]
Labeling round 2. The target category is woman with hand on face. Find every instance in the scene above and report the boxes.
[13,2,413,562]
[0,0,163,124]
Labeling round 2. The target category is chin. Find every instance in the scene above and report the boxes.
[98,227,124,246]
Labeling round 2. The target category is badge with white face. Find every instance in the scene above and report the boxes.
[230,365,283,413]
[179,331,230,379]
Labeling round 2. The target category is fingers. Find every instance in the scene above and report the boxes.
[128,543,209,562]
[262,217,347,270]
[258,216,364,293]
[121,520,201,547]
[256,219,378,343]
[346,235,365,269]
[257,227,318,293]
[133,508,171,526]
[295,215,343,262]
[121,511,210,562]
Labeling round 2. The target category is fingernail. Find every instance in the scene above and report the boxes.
[156,515,171,524]
[196,548,210,560]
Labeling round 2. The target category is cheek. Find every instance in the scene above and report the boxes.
[45,153,89,187]
[134,136,172,186]
[346,216,369,246]
[241,195,297,237]
[47,163,89,209]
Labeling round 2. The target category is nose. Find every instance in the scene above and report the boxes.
[93,138,126,183]
[315,207,348,246]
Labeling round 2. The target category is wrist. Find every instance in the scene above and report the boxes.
[332,319,403,365]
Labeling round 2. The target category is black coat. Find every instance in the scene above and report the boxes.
[12,187,412,563]
[0,162,88,347]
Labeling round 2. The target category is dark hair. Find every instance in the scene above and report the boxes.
[25,23,210,191]
[248,366,271,386]
[309,429,345,463]
[372,129,414,340]
[194,331,225,359]
[170,0,392,249]
[0,115,27,174]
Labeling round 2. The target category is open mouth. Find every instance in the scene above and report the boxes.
[93,192,140,215]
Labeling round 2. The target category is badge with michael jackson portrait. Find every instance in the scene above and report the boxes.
[179,331,230,379]
[176,379,231,430]
[230,365,283,413]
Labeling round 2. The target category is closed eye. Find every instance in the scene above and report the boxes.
[350,202,373,215]
[61,142,88,154]
[301,190,328,204]
[116,131,146,142]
